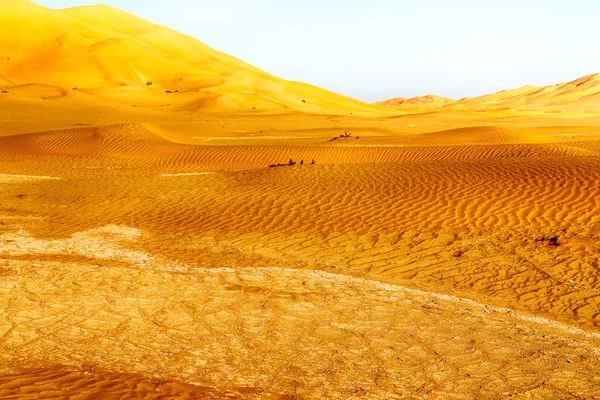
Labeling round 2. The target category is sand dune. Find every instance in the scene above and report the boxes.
[0,0,384,114]
[3,148,600,331]
[377,73,600,112]
[2,112,600,397]
[452,73,600,112]
[0,368,225,399]
[398,126,569,146]
[375,94,456,110]
[0,124,176,157]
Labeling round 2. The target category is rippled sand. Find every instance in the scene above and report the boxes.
[1,111,600,398]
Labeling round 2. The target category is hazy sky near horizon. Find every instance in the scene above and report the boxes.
[38,0,600,102]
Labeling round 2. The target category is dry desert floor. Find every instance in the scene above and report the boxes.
[1,102,600,399]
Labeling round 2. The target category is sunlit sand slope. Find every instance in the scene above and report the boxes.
[0,0,382,114]
[399,126,566,145]
[0,124,180,157]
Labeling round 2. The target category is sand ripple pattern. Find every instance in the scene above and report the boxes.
[2,156,600,330]
[0,124,597,177]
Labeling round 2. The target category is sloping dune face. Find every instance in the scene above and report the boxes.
[0,0,381,113]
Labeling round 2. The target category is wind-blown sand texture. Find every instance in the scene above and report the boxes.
[2,1,600,398]
[2,112,600,399]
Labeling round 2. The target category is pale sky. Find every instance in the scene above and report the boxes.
[37,0,600,102]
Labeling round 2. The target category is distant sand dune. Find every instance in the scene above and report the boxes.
[377,73,600,112]
[400,126,565,145]
[375,94,456,110]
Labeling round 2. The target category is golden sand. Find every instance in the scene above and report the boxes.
[377,74,600,112]
[2,112,600,399]
[1,1,600,398]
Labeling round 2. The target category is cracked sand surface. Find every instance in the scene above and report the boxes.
[1,227,600,399]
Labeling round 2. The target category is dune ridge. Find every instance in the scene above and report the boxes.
[452,74,600,112]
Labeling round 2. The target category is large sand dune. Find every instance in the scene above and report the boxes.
[0,0,383,114]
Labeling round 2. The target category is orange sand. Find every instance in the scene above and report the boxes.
[1,1,600,398]
[378,74,600,113]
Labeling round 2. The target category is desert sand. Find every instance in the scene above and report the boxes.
[2,1,600,399]
[377,73,600,113]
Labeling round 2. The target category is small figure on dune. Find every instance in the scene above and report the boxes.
[289,158,297,166]
[311,159,315,165]
[300,160,304,165]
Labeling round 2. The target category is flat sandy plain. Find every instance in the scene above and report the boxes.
[2,100,600,399]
